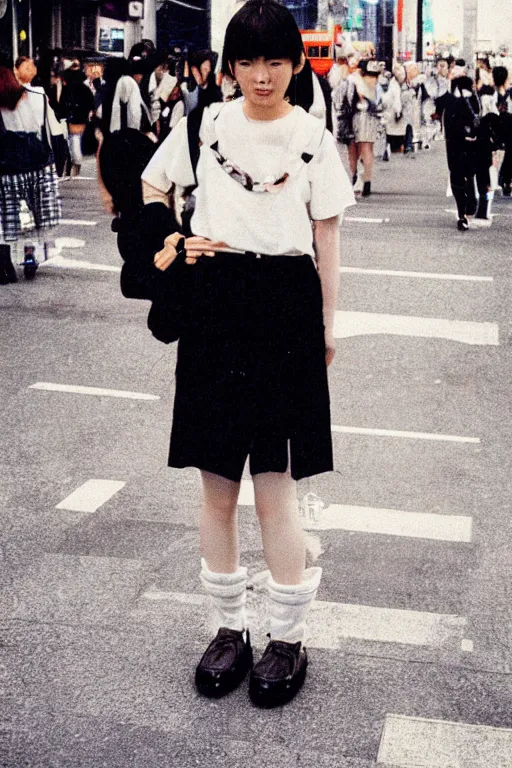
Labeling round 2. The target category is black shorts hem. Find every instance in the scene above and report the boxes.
[168,456,334,483]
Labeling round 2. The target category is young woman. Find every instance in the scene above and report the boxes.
[0,66,61,282]
[346,58,382,197]
[141,0,355,708]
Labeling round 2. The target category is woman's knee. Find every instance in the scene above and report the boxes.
[200,470,240,519]
[253,471,297,522]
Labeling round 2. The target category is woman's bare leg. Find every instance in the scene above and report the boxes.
[253,471,306,585]
[200,470,240,573]
[360,141,375,182]
[348,140,359,178]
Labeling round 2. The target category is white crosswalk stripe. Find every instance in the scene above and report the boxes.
[377,714,512,768]
[335,310,499,346]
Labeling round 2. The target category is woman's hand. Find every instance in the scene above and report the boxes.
[325,335,336,367]
[154,234,228,270]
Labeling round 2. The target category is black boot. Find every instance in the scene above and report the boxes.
[249,637,308,708]
[0,244,18,284]
[195,627,253,699]
[362,181,372,197]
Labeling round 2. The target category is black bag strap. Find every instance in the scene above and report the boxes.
[120,100,128,131]
[186,105,205,185]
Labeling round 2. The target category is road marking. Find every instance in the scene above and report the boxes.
[141,589,466,650]
[377,714,512,768]
[56,479,125,513]
[344,216,390,224]
[58,176,96,182]
[302,504,472,542]
[239,479,255,506]
[60,218,98,226]
[309,601,466,649]
[45,254,121,273]
[331,425,480,443]
[444,207,499,218]
[340,266,493,282]
[29,382,160,400]
[461,638,474,652]
[335,310,499,346]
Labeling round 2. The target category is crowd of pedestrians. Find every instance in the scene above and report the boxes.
[330,50,512,225]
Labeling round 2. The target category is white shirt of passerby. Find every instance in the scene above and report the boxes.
[110,75,148,133]
[142,98,355,257]
[149,71,178,123]
[0,87,61,137]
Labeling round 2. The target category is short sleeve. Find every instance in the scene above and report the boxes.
[308,129,356,220]
[141,116,196,192]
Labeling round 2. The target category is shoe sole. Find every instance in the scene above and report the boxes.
[248,662,308,709]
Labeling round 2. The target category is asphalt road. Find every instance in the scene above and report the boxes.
[2,141,512,767]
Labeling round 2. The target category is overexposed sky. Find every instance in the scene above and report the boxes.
[431,0,512,48]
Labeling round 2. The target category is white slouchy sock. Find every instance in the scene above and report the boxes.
[200,558,248,634]
[266,567,323,644]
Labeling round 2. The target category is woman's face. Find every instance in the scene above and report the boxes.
[233,57,297,111]
[16,59,37,84]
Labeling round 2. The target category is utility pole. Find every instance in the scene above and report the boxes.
[462,0,478,65]
[416,0,423,61]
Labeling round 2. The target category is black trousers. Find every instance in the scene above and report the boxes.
[447,140,491,219]
[500,140,512,187]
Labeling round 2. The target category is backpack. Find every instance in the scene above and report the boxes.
[114,105,205,305]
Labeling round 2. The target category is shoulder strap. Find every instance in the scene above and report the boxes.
[186,106,204,185]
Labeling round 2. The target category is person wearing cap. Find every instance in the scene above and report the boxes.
[346,58,383,197]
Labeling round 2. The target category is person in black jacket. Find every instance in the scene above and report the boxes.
[60,66,95,177]
[444,74,495,230]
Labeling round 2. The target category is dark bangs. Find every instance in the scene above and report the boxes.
[221,0,304,75]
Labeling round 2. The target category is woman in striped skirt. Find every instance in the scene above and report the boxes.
[0,66,61,282]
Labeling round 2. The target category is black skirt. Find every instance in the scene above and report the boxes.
[168,251,333,482]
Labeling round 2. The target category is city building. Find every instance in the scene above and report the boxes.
[0,0,157,65]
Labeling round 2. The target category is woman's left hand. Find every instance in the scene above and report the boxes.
[325,337,336,367]
[182,236,228,264]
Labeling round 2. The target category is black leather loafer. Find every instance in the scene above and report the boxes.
[249,638,308,708]
[195,627,253,698]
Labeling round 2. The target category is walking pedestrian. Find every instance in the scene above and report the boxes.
[140,0,355,708]
[0,66,61,281]
[60,65,95,177]
[492,65,512,197]
[444,72,496,230]
[346,58,382,196]
[381,63,412,157]
[427,58,451,134]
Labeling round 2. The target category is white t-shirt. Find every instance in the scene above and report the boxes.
[142,99,355,256]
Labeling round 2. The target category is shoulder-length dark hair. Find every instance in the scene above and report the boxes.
[0,66,25,110]
[221,0,304,76]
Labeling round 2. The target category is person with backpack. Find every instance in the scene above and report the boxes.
[0,66,61,282]
[444,69,497,230]
[139,0,355,708]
